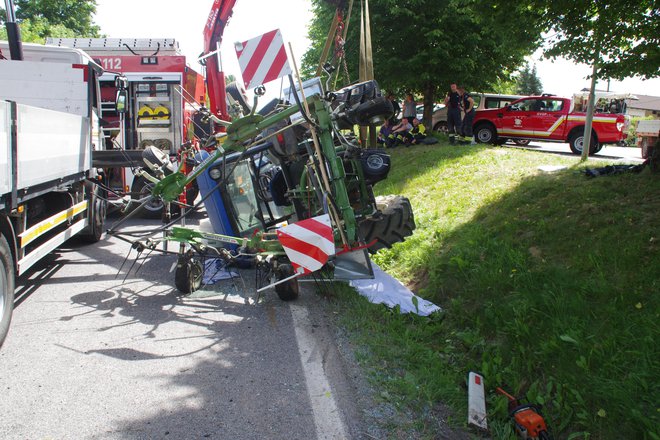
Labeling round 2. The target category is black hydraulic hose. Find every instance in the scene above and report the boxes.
[287,74,316,127]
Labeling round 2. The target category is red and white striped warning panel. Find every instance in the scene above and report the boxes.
[276,214,335,275]
[234,29,292,90]
[467,371,488,430]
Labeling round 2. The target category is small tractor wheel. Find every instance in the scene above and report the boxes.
[274,264,299,301]
[142,145,175,174]
[226,81,252,115]
[131,177,164,219]
[359,195,416,253]
[174,256,203,295]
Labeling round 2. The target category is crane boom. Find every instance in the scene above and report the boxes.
[203,0,237,126]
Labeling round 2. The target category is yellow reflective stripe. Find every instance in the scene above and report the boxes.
[567,115,616,123]
[19,200,88,248]
[500,129,535,136]
[546,115,567,133]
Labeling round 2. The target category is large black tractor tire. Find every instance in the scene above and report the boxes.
[359,195,416,253]
[174,256,204,295]
[350,97,394,126]
[0,235,15,348]
[568,131,599,155]
[275,264,299,301]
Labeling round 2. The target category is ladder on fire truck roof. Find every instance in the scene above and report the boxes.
[45,38,181,56]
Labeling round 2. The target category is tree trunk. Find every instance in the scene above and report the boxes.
[422,81,437,128]
[581,59,599,161]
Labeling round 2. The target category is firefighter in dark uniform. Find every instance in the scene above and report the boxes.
[386,92,401,124]
[404,118,427,145]
[458,86,475,144]
[444,83,462,144]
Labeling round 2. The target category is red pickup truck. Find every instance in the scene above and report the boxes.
[472,95,626,155]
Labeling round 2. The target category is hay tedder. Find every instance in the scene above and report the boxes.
[107,0,415,300]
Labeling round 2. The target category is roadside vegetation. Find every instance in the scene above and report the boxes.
[626,116,655,146]
[331,140,659,439]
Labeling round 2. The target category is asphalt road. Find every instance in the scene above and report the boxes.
[0,213,372,440]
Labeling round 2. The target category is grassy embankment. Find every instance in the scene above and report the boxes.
[331,142,659,439]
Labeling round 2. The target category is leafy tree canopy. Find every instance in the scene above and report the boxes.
[303,0,545,122]
[1,0,100,42]
[532,0,659,80]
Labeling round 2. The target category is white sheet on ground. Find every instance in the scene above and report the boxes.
[203,259,239,284]
[349,263,441,316]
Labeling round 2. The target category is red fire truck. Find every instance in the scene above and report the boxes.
[46,38,206,217]
[473,94,627,155]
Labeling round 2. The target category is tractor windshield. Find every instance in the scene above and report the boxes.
[227,160,262,234]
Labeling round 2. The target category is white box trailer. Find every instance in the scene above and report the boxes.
[0,41,106,347]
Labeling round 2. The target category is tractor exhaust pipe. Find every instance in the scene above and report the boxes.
[4,0,24,60]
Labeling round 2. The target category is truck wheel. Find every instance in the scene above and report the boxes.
[475,124,496,144]
[131,177,164,219]
[569,131,599,155]
[0,235,15,348]
[433,121,448,133]
[649,138,660,173]
[274,264,299,301]
[80,184,106,243]
[513,139,531,146]
[359,195,416,253]
[174,255,203,295]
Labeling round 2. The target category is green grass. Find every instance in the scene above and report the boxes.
[330,141,660,439]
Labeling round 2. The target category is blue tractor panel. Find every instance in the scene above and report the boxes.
[194,150,236,239]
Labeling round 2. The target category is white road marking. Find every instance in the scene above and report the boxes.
[290,304,349,440]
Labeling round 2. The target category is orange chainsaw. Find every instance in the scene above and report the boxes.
[496,387,553,440]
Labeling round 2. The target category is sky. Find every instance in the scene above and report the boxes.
[94,0,314,103]
[94,0,660,101]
